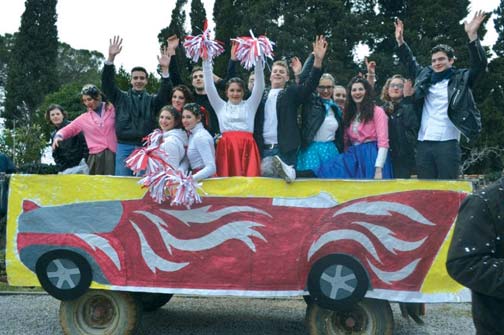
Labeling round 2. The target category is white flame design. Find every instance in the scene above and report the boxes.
[75,233,122,270]
[130,220,189,273]
[308,230,381,262]
[160,205,272,225]
[333,201,435,226]
[367,258,421,284]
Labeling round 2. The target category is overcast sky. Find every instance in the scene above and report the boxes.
[0,0,500,74]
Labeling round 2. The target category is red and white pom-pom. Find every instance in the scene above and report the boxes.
[183,20,224,62]
[232,30,275,70]
[125,129,167,175]
[165,170,203,208]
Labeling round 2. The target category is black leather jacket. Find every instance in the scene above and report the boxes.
[254,67,323,155]
[301,95,344,153]
[447,178,504,335]
[396,40,487,143]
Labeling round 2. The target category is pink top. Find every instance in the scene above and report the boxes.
[345,105,389,149]
[57,103,117,154]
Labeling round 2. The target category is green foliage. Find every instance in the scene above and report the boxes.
[57,42,104,86]
[3,0,59,130]
[494,0,504,57]
[190,0,207,35]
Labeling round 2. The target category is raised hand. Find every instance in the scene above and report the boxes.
[365,57,376,75]
[464,10,486,41]
[312,35,328,68]
[157,46,171,73]
[108,36,123,62]
[167,35,179,56]
[290,56,302,76]
[403,79,415,97]
[394,18,404,46]
[230,41,238,61]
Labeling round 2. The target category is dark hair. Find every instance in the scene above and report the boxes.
[343,76,376,126]
[158,105,182,129]
[81,84,106,102]
[131,66,148,77]
[183,102,209,128]
[172,85,194,107]
[45,104,68,123]
[191,66,203,76]
[431,44,455,60]
[225,77,246,91]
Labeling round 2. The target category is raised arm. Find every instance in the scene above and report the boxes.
[293,36,327,102]
[245,62,265,113]
[167,35,183,86]
[202,59,225,115]
[394,19,423,80]
[464,10,488,86]
[154,46,174,110]
[101,36,124,104]
[216,42,239,90]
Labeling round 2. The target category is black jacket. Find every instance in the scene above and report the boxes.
[102,64,172,145]
[396,40,487,144]
[383,97,419,172]
[300,95,344,153]
[51,120,89,172]
[446,178,504,335]
[254,66,323,155]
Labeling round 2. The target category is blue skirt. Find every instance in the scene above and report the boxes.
[314,141,393,179]
[296,141,339,171]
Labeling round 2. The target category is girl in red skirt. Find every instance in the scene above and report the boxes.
[202,44,265,177]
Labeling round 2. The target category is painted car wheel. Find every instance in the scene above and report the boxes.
[307,254,368,310]
[306,298,394,335]
[59,290,141,335]
[35,250,92,301]
[137,293,173,312]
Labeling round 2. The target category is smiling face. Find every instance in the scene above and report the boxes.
[317,78,334,100]
[158,109,176,132]
[226,82,244,104]
[350,82,366,105]
[182,109,201,130]
[172,89,186,111]
[270,64,289,89]
[82,94,102,110]
[333,86,346,109]
[131,70,148,91]
[431,51,454,73]
[49,108,64,126]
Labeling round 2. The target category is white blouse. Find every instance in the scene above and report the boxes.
[159,128,188,172]
[186,123,216,181]
[203,59,265,132]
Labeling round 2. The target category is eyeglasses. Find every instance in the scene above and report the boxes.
[317,85,334,91]
[389,83,404,89]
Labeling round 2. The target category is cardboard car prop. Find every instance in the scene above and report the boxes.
[6,174,472,310]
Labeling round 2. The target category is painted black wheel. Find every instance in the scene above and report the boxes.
[35,249,92,301]
[60,290,141,335]
[307,254,369,310]
[306,298,394,335]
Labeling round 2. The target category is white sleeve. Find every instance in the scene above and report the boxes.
[375,147,388,168]
[203,60,225,117]
[245,62,265,115]
[192,134,216,181]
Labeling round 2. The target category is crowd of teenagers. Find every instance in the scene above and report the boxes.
[50,11,487,184]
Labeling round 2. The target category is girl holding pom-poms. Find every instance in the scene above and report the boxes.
[202,41,265,177]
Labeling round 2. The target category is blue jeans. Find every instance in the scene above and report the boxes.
[115,143,138,176]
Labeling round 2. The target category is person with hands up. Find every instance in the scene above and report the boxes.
[394,11,487,180]
[101,35,174,176]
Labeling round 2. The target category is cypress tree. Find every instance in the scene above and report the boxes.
[494,0,504,57]
[190,0,207,35]
[4,0,59,128]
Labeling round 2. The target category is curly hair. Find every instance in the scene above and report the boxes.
[172,85,194,105]
[343,76,375,126]
[158,105,182,129]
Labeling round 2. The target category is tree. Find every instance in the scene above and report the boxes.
[57,42,104,86]
[3,0,59,130]
[159,0,189,81]
[190,0,207,35]
[494,0,504,57]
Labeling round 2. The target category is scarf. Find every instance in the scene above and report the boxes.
[321,98,341,117]
[430,67,454,85]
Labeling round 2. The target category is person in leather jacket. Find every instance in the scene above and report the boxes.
[447,177,504,335]
[394,11,487,179]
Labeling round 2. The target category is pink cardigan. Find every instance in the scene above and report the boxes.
[345,105,389,149]
[57,103,117,154]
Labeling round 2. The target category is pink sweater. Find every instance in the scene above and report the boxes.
[57,103,117,154]
[345,105,389,149]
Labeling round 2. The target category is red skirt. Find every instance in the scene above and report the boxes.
[216,131,261,177]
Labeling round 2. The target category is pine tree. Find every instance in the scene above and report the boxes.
[4,0,59,129]
[190,0,207,35]
[159,0,189,81]
[494,0,504,57]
